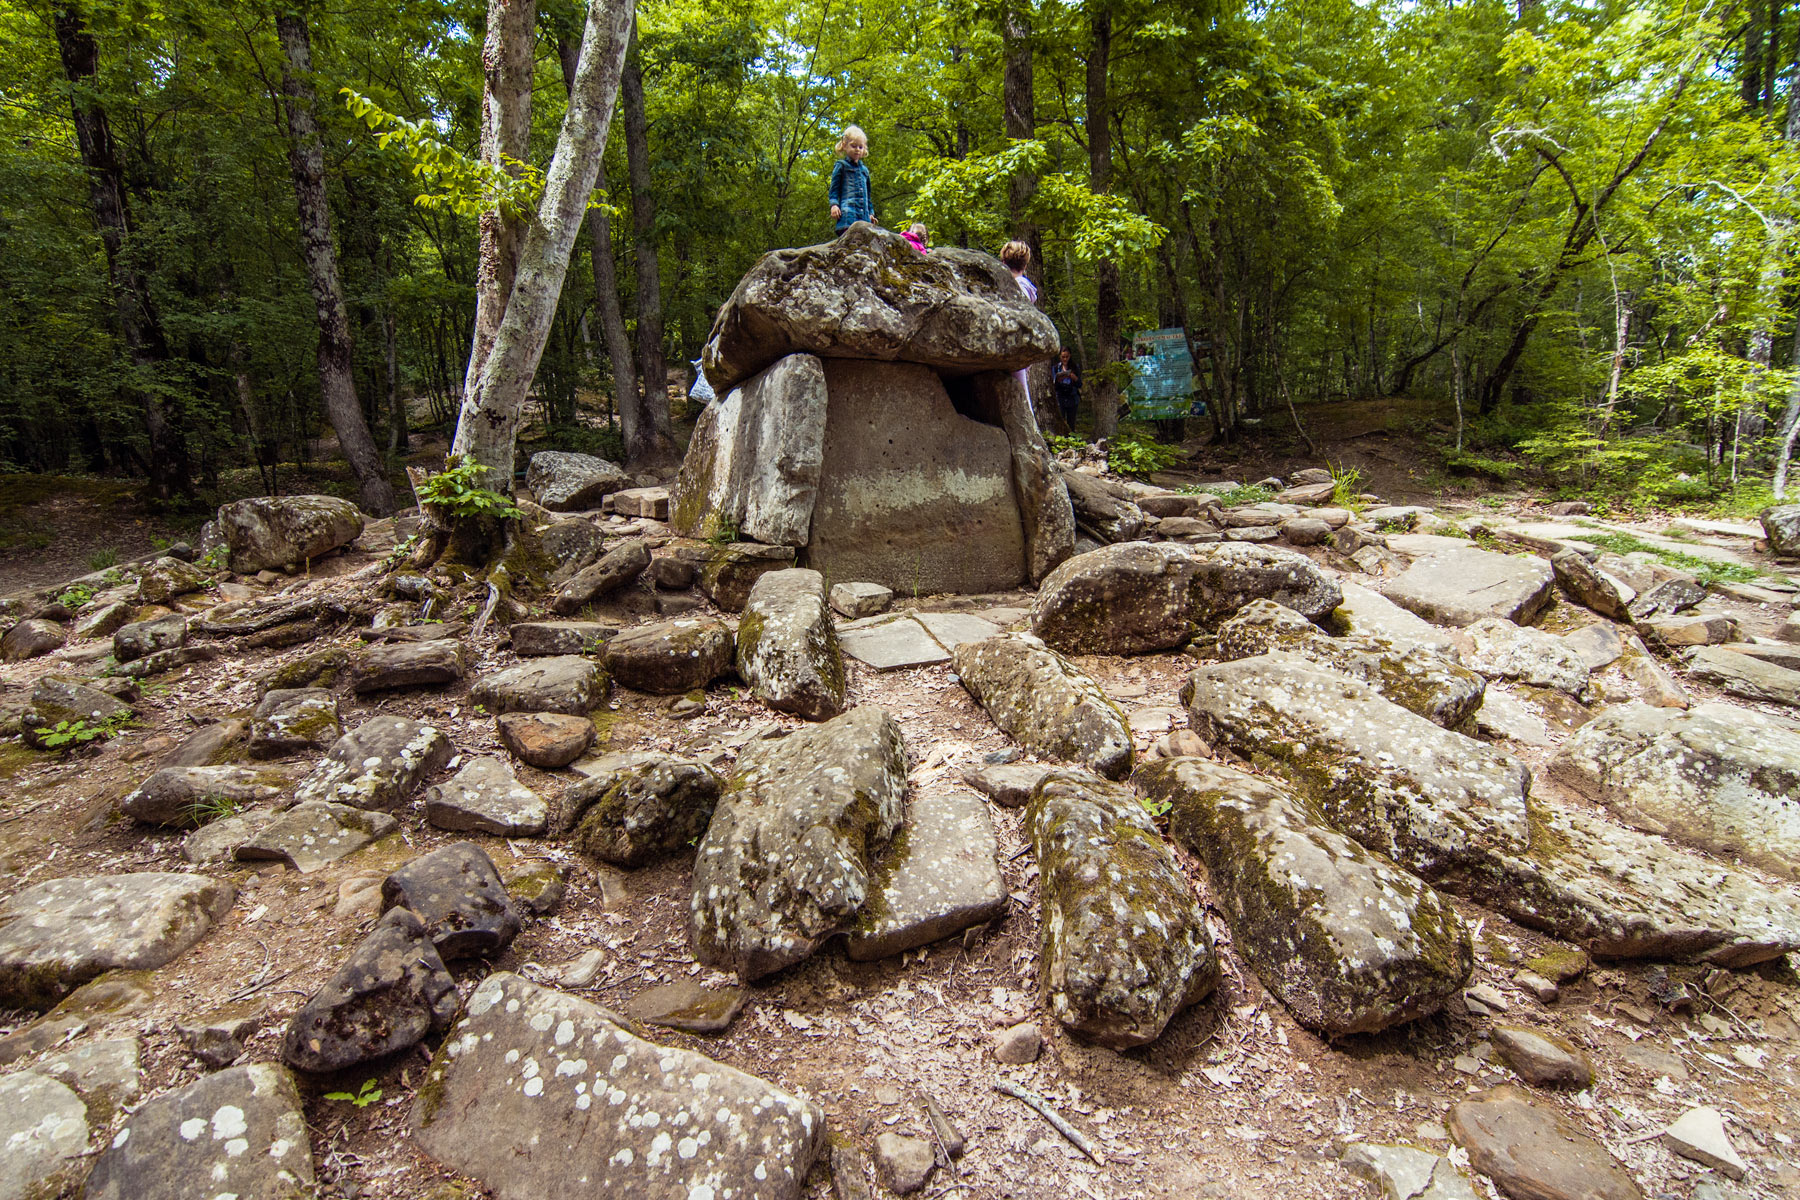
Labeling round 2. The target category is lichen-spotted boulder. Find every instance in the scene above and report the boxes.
[470,655,607,716]
[603,617,734,694]
[0,872,235,1009]
[1761,504,1800,555]
[1031,541,1341,655]
[701,222,1059,393]
[1378,546,1553,627]
[119,764,284,828]
[1181,653,1532,880]
[1459,618,1592,698]
[691,706,907,980]
[525,450,629,512]
[1218,599,1484,728]
[569,756,724,868]
[0,1070,89,1199]
[20,676,132,749]
[293,715,452,810]
[216,494,363,573]
[1551,702,1800,880]
[412,972,825,1200]
[846,790,1008,961]
[952,633,1132,779]
[1027,770,1217,1048]
[736,568,847,721]
[1136,758,1472,1036]
[382,843,522,961]
[82,1063,314,1200]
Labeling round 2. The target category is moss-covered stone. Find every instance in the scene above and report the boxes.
[569,757,723,868]
[735,568,847,721]
[951,632,1132,778]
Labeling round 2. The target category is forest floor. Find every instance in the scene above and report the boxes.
[3,436,1800,1199]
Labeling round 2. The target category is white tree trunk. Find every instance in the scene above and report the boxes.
[451,0,637,489]
[465,0,539,395]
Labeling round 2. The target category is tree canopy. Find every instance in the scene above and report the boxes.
[4,0,1799,504]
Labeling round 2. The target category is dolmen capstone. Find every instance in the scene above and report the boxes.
[672,223,1075,594]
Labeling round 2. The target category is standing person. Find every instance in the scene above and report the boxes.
[1001,240,1039,400]
[1053,347,1082,431]
[903,222,930,255]
[828,126,875,234]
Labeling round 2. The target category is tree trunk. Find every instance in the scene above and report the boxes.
[467,0,538,392]
[556,37,640,437]
[276,13,396,515]
[1087,5,1121,440]
[52,7,191,502]
[1003,4,1035,237]
[619,28,678,467]
[449,0,637,495]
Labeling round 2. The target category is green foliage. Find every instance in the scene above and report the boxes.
[183,793,242,826]
[1105,428,1182,479]
[56,583,95,609]
[36,713,130,751]
[415,457,523,522]
[86,548,119,571]
[1442,451,1520,483]
[324,1079,383,1108]
[1047,434,1086,455]
[1572,530,1766,585]
[705,516,740,546]
[1139,795,1173,820]
[342,90,545,222]
[1213,485,1274,506]
[1328,462,1363,512]
[540,424,625,465]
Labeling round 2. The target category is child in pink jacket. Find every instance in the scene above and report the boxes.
[902,222,929,255]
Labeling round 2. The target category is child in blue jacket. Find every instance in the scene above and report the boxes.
[828,126,875,234]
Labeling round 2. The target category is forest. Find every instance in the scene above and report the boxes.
[3,0,1799,515]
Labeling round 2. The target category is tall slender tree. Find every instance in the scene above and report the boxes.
[619,24,678,466]
[1086,2,1121,439]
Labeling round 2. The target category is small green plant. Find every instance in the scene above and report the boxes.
[1139,795,1173,819]
[1328,461,1364,512]
[56,583,95,609]
[416,455,524,521]
[184,793,243,826]
[1106,428,1182,479]
[1214,484,1274,507]
[150,534,171,552]
[324,1079,383,1108]
[36,713,130,751]
[87,547,119,570]
[706,515,741,546]
[1047,434,1086,455]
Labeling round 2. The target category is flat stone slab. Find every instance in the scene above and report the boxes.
[1341,1143,1480,1200]
[471,655,608,716]
[509,620,617,657]
[293,715,452,810]
[1332,580,1458,655]
[953,633,1133,778]
[348,638,466,693]
[0,1070,89,1199]
[1688,644,1800,706]
[83,1063,314,1200]
[1472,688,1555,747]
[1379,547,1554,627]
[424,757,548,836]
[1662,1106,1748,1179]
[0,872,235,1009]
[846,790,1007,960]
[236,801,398,873]
[961,761,1054,807]
[34,1036,142,1120]
[839,615,952,670]
[413,972,826,1200]
[622,979,749,1033]
[914,610,1004,649]
[1553,702,1800,880]
[1449,1085,1643,1200]
[1385,533,1488,558]
[1140,758,1472,1037]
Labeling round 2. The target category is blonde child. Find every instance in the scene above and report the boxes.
[902,222,929,255]
[828,126,875,234]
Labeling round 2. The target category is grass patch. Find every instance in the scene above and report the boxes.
[1574,528,1768,585]
[1207,484,1274,506]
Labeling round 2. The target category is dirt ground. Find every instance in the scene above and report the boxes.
[4,509,1800,1200]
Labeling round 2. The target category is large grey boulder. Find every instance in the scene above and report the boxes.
[672,541,799,611]
[1027,770,1217,1048]
[1031,541,1342,655]
[1687,644,1800,706]
[412,972,826,1200]
[1182,654,1532,878]
[846,791,1008,961]
[348,638,466,693]
[525,450,629,511]
[1,617,64,661]
[1551,549,1632,620]
[549,538,650,614]
[951,633,1132,779]
[701,222,1058,393]
[1761,504,1800,555]
[736,568,847,720]
[603,617,735,693]
[1137,758,1472,1036]
[509,619,615,657]
[294,715,452,809]
[1552,702,1800,880]
[1330,579,1458,655]
[1218,599,1484,728]
[570,755,724,867]
[1061,469,1148,543]
[216,494,363,573]
[248,687,341,756]
[282,907,457,1072]
[20,676,132,749]
[0,872,234,1008]
[113,612,187,662]
[133,555,208,604]
[806,359,1028,594]
[119,764,283,828]
[471,655,607,716]
[83,1064,314,1200]
[1459,617,1592,698]
[671,352,827,546]
[691,706,907,980]
[1378,546,1554,627]
[0,1071,89,1199]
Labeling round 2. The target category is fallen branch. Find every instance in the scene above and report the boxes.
[993,1079,1104,1164]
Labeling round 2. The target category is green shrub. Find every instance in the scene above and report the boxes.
[1106,428,1182,479]
[1213,484,1274,506]
[416,456,523,521]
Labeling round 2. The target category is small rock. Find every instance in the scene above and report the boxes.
[495,711,595,768]
[954,633,1133,778]
[832,1141,875,1200]
[471,655,608,716]
[502,860,566,915]
[1341,1142,1481,1200]
[961,761,1053,808]
[610,485,669,519]
[73,601,135,640]
[1643,614,1740,646]
[2,618,67,661]
[547,948,606,988]
[846,790,1008,961]
[1514,970,1559,1003]
[381,843,522,960]
[1280,516,1333,545]
[1491,1025,1593,1088]
[992,1021,1042,1064]
[236,802,397,873]
[349,638,466,693]
[508,619,616,657]
[216,494,362,572]
[423,758,548,836]
[333,873,385,919]
[282,907,457,1072]
[527,450,629,511]
[621,979,748,1033]
[648,556,695,589]
[1629,576,1708,621]
[1449,1085,1643,1200]
[874,1132,935,1195]
[603,617,735,693]
[19,675,132,749]
[550,538,650,613]
[248,688,340,757]
[1463,983,1509,1016]
[177,1004,262,1069]
[1663,1107,1749,1180]
[830,581,893,618]
[113,612,188,662]
[570,755,724,868]
[923,1095,965,1158]
[736,568,848,720]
